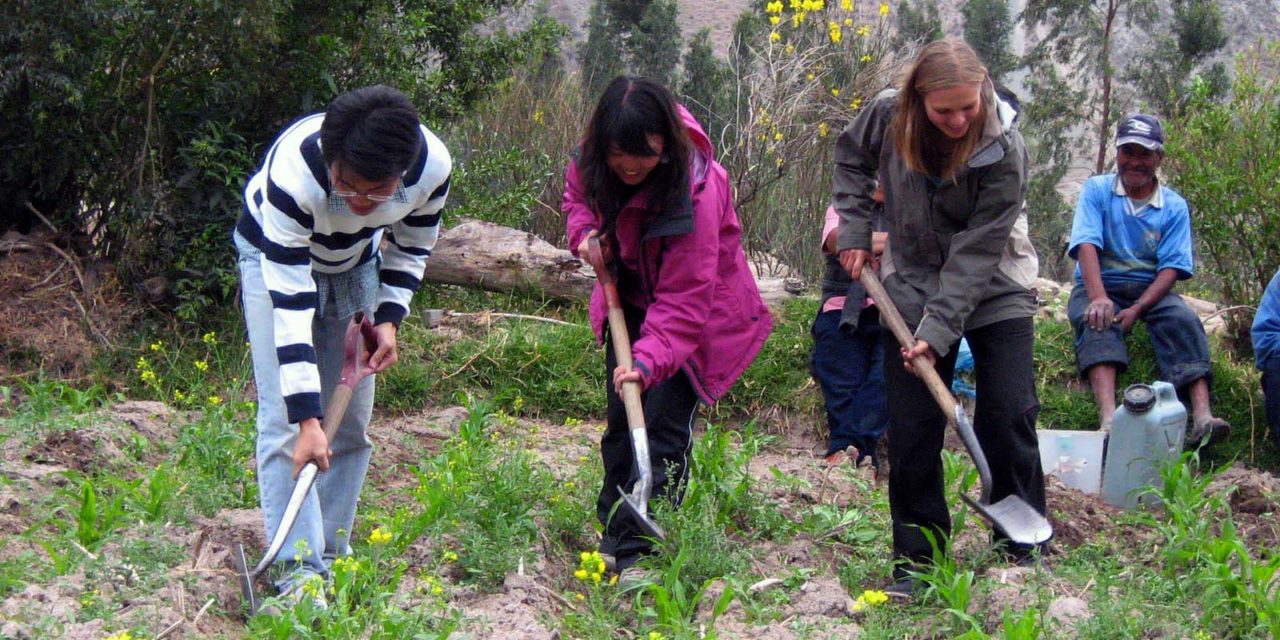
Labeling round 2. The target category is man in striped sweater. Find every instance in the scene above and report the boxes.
[233,85,450,605]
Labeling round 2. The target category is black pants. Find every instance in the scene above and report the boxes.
[884,316,1046,575]
[597,304,700,565]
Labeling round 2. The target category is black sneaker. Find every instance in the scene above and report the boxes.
[883,576,921,602]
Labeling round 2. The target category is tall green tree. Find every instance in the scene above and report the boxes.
[962,0,1017,81]
[1165,44,1280,347]
[1125,0,1228,116]
[1023,0,1159,175]
[634,0,683,87]
[895,0,944,48]
[579,0,626,98]
[680,28,731,147]
[579,0,683,97]
[0,0,562,315]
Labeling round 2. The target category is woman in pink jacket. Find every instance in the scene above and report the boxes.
[564,76,772,579]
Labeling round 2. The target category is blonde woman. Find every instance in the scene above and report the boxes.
[833,39,1046,598]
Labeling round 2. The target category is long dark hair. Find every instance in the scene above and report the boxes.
[578,76,692,232]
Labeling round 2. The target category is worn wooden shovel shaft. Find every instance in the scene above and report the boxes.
[858,270,995,498]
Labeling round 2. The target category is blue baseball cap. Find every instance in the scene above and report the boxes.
[1115,114,1164,151]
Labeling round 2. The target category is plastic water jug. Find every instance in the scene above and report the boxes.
[1100,382,1187,509]
[1038,429,1107,494]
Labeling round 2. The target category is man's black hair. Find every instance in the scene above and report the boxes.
[321,85,422,180]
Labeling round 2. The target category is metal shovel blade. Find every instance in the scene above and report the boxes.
[960,494,1054,546]
[616,485,666,540]
[231,543,260,617]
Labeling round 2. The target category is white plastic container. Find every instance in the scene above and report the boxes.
[1100,382,1187,509]
[1038,429,1108,494]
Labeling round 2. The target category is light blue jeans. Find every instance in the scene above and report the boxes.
[236,232,375,591]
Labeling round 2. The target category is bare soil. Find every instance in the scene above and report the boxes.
[3,244,1280,638]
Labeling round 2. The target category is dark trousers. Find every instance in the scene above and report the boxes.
[811,307,888,460]
[885,316,1045,574]
[1264,358,1280,443]
[1067,283,1213,388]
[597,304,700,565]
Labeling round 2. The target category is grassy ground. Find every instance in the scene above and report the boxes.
[1,287,1277,638]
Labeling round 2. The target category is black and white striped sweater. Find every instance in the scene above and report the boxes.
[237,113,451,423]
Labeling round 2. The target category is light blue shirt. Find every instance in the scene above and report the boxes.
[1252,270,1280,370]
[1068,174,1194,287]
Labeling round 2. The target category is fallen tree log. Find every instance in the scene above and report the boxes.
[423,220,595,301]
[422,219,806,308]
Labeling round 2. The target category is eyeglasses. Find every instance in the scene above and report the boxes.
[332,182,400,203]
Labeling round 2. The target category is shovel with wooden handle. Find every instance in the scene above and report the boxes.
[859,269,1053,546]
[585,236,665,541]
[232,312,379,616]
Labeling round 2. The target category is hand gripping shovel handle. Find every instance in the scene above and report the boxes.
[586,236,664,540]
[237,313,378,614]
[859,270,1052,545]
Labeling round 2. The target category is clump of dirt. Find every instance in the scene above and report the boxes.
[1044,476,1135,548]
[0,229,137,381]
[24,430,105,472]
[454,572,560,638]
[1207,464,1280,550]
[1207,463,1280,515]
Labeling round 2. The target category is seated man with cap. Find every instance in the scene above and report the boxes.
[1065,113,1230,445]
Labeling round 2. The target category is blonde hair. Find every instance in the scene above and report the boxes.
[890,39,993,178]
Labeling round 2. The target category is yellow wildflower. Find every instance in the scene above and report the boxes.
[831,87,841,97]
[792,12,805,26]
[788,0,801,9]
[828,21,842,43]
[103,633,134,640]
[766,0,784,13]
[774,131,784,142]
[574,569,589,580]
[201,331,217,346]
[207,395,222,405]
[818,122,830,137]
[841,0,852,9]
[879,2,890,17]
[194,359,209,372]
[785,43,795,54]
[575,592,586,601]
[852,588,891,612]
[367,526,393,545]
[851,97,863,108]
[807,71,815,81]
[844,17,854,26]
[149,341,163,352]
[592,572,602,583]
[770,30,781,42]
[648,632,667,640]
[443,550,459,563]
[858,25,871,37]
[532,110,545,125]
[769,15,781,24]
[861,53,873,62]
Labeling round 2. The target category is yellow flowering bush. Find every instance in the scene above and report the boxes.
[719,0,909,281]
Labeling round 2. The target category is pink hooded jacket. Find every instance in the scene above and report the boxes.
[564,106,773,404]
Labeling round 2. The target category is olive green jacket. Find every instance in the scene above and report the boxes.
[832,85,1038,358]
